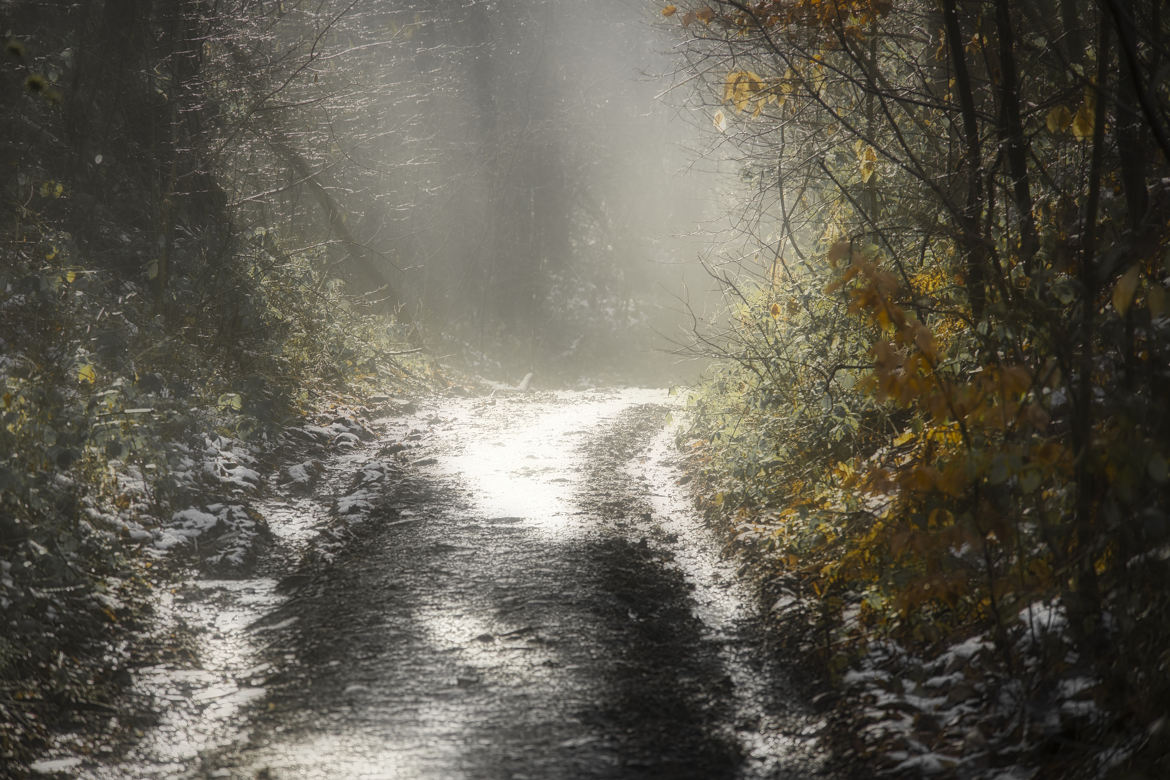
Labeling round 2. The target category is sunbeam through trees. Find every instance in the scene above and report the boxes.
[3,0,1170,777]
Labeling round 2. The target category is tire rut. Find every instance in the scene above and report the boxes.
[139,389,832,778]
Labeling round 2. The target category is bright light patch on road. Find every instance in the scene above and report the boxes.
[438,388,668,536]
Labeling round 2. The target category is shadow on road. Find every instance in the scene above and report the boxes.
[186,392,833,778]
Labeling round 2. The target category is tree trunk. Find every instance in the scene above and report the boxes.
[941,0,988,321]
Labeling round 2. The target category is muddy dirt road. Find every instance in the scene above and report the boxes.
[57,388,834,779]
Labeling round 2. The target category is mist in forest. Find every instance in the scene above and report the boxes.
[286,0,722,383]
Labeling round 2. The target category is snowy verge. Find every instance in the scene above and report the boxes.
[96,401,406,576]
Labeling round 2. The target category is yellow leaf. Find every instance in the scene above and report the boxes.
[65,270,76,283]
[696,7,714,24]
[713,109,727,133]
[1071,95,1095,141]
[858,143,878,183]
[724,70,765,113]
[1046,105,1072,134]
[78,364,96,384]
[1028,557,1051,581]
[662,4,677,16]
[1148,283,1167,318]
[893,430,915,447]
[723,72,737,104]
[769,302,781,318]
[1112,265,1141,316]
[928,507,953,527]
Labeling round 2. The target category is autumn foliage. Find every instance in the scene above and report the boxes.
[671,0,1170,771]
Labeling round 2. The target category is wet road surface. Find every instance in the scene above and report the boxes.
[65,388,832,779]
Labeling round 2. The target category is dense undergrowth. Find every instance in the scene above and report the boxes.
[2,0,677,763]
[0,24,436,766]
[682,249,1170,775]
[668,0,1170,776]
[0,194,430,765]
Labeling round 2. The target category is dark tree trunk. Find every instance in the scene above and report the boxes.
[941,0,988,321]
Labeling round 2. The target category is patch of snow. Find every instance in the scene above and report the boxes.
[1059,676,1097,698]
[770,593,799,615]
[91,590,124,613]
[890,752,959,774]
[303,424,334,440]
[248,616,298,633]
[843,668,890,687]
[950,635,994,661]
[333,431,361,448]
[337,490,375,515]
[221,464,260,488]
[121,520,154,542]
[356,466,385,485]
[30,756,83,774]
[862,712,913,736]
[287,463,311,484]
[1020,599,1067,635]
[924,672,965,689]
[1060,699,1099,719]
[155,508,220,550]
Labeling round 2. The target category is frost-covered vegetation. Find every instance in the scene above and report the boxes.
[668,1,1170,775]
[1,0,702,765]
[0,4,436,762]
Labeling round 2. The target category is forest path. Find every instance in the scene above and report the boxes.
[74,389,833,779]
